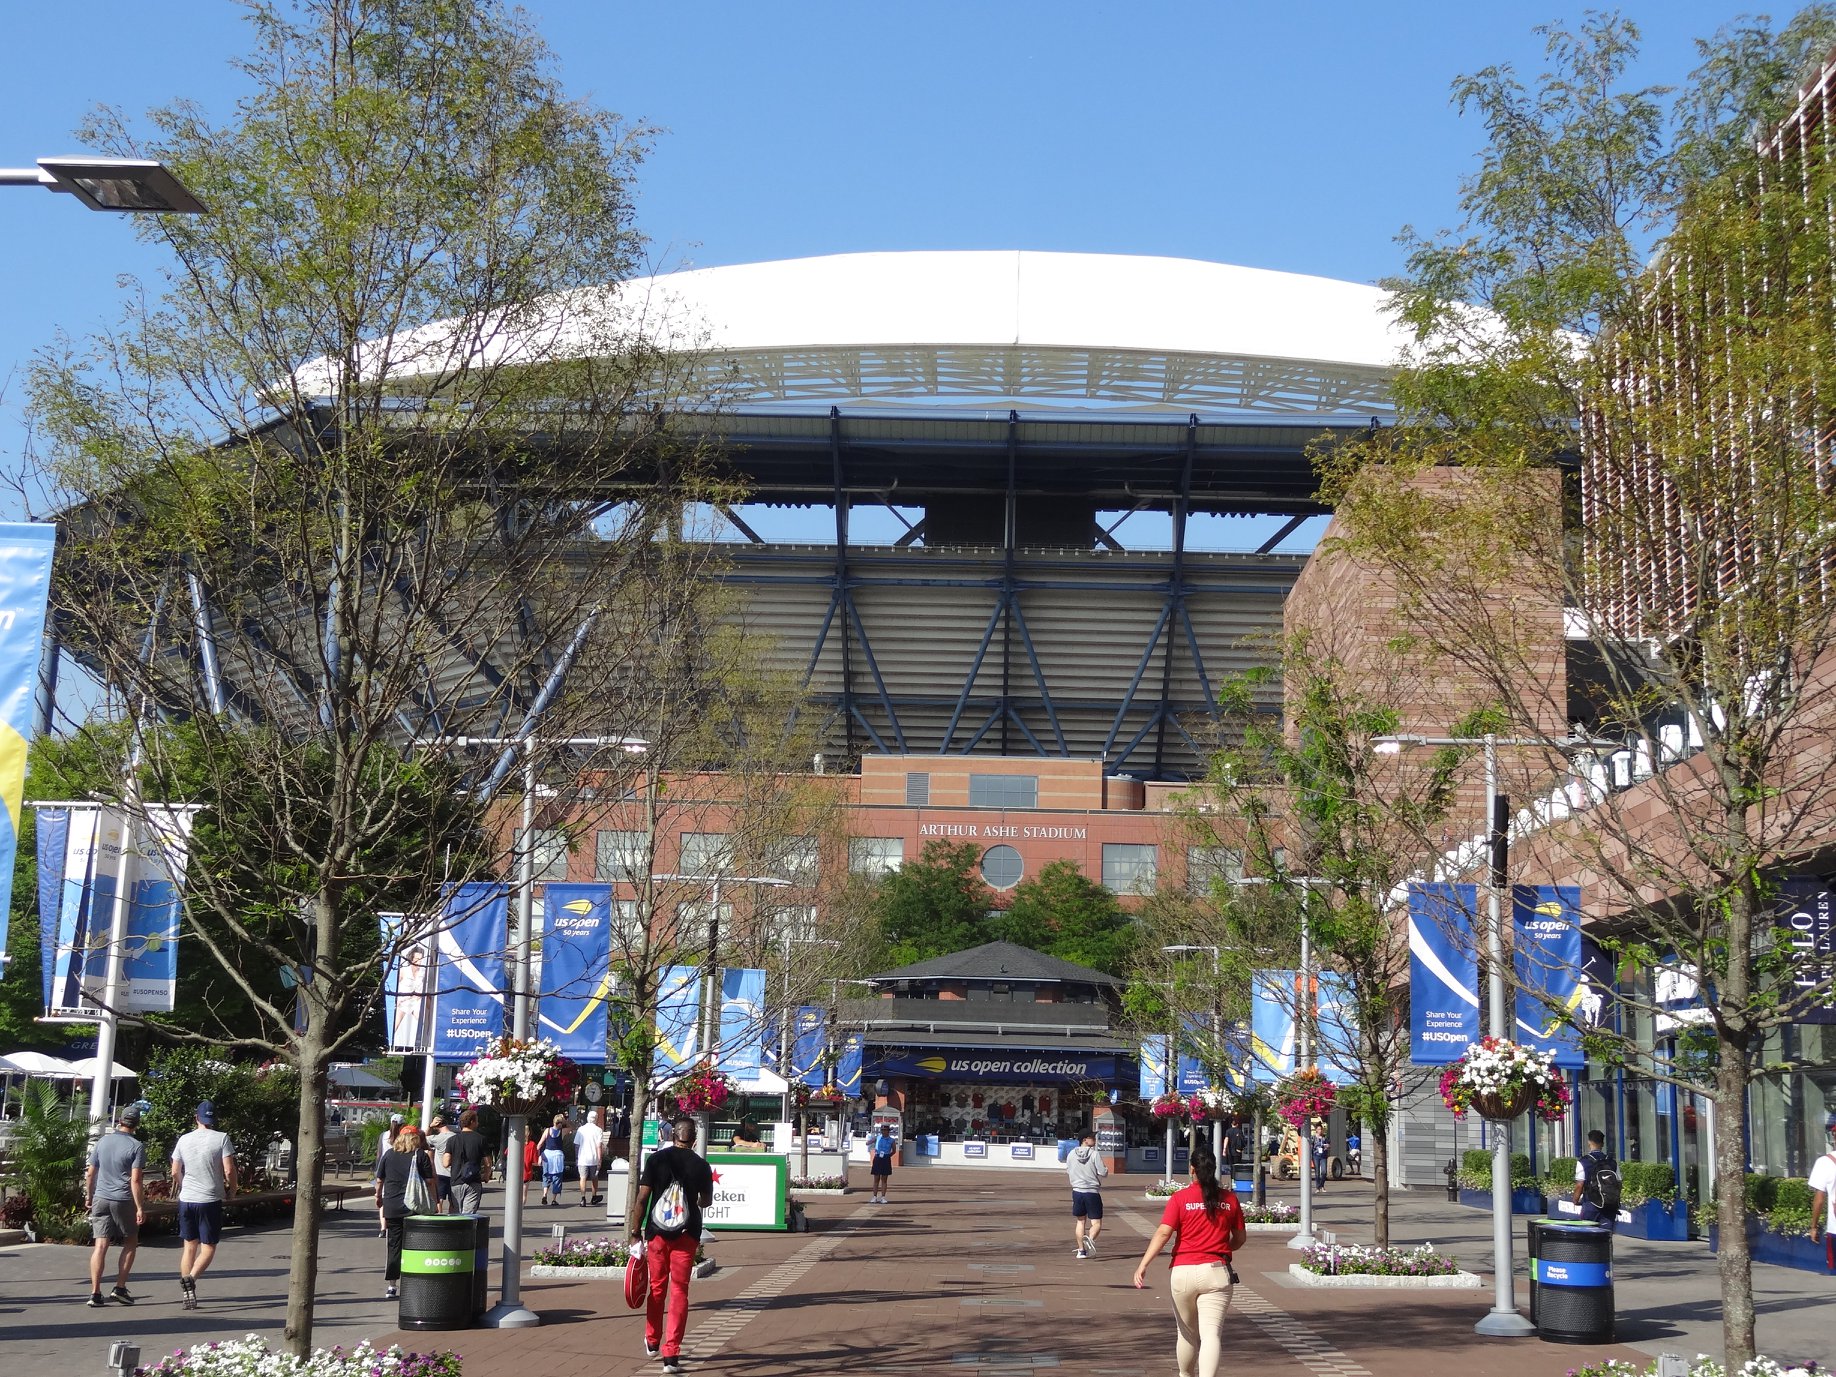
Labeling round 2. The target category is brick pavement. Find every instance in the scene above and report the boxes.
[7,1170,1831,1377]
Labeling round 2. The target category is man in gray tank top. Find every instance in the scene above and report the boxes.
[170,1100,238,1308]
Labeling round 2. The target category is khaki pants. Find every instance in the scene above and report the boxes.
[1169,1262,1233,1377]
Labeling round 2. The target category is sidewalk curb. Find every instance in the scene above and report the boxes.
[1286,1263,1483,1288]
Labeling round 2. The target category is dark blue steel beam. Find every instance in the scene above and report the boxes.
[844,597,907,753]
[941,598,1005,753]
[1100,602,1175,760]
[1009,601,1067,755]
[1152,417,1199,779]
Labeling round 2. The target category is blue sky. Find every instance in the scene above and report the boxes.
[0,0,1757,545]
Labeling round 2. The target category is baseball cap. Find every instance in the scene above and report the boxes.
[1824,1111,1836,1128]
[390,1113,406,1126]
[118,1106,142,1128]
[196,1101,217,1125]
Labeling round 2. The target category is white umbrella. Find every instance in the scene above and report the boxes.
[67,1056,138,1081]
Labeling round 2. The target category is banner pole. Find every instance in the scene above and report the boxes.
[88,800,136,1141]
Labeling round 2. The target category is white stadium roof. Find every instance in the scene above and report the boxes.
[296,251,1410,416]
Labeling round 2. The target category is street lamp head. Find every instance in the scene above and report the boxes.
[30,157,207,214]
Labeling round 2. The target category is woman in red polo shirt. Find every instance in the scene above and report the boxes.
[1131,1146,1247,1377]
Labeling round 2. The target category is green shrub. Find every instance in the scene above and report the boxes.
[1510,1153,1536,1188]
[1545,1155,1578,1194]
[140,1048,301,1177]
[1743,1173,1780,1214]
[1771,1177,1812,1215]
[1462,1149,1491,1175]
[1620,1161,1677,1206]
[13,1081,88,1219]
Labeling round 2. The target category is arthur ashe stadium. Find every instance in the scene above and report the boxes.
[493,249,1405,780]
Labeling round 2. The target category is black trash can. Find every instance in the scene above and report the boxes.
[470,1214,490,1319]
[1531,1220,1613,1344]
[399,1214,475,1331]
[1232,1163,1255,1196]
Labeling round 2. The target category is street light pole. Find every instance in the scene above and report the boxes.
[428,733,646,1331]
[1371,730,1613,1339]
[1161,944,1222,1166]
[2,155,207,213]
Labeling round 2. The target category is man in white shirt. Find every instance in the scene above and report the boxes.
[170,1101,237,1309]
[1808,1111,1836,1271]
[575,1108,607,1206]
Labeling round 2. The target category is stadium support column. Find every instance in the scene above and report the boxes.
[1151,417,1197,780]
[831,406,855,759]
[1000,410,1017,756]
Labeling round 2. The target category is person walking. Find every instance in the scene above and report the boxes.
[574,1109,606,1206]
[539,1113,568,1206]
[170,1101,237,1309]
[374,1123,435,1299]
[632,1115,715,1375]
[1067,1127,1108,1258]
[426,1114,454,1214]
[443,1109,490,1216]
[376,1113,404,1235]
[83,1106,148,1308]
[1572,1129,1622,1231]
[1310,1119,1329,1192]
[869,1122,898,1204]
[1809,1112,1836,1271]
[1131,1146,1247,1377]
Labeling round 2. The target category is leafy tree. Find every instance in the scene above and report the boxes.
[871,840,990,965]
[992,859,1134,975]
[1326,11,1836,1359]
[138,1046,300,1181]
[22,0,708,1353]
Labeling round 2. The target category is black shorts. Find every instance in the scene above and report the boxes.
[178,1201,225,1244]
[433,1175,452,1202]
[1071,1190,1103,1219]
[871,1154,893,1176]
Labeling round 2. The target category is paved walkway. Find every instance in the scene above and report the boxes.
[4,1172,1831,1376]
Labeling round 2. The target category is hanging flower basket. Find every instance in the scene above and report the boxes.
[1438,1038,1569,1122]
[455,1035,581,1115]
[657,1061,739,1117]
[1274,1068,1337,1130]
[1149,1091,1208,1122]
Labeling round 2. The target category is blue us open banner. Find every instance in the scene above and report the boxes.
[791,1004,828,1086]
[1409,883,1479,1064]
[834,1030,864,1095]
[1249,971,1295,1082]
[0,523,55,966]
[717,967,767,1080]
[430,883,508,1063]
[1175,1012,1209,1092]
[1513,884,1585,1067]
[1138,1032,1168,1099]
[538,883,615,1062]
[652,965,702,1079]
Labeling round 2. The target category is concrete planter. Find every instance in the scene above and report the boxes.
[1458,1186,1547,1215]
[1245,1222,1301,1233]
[1287,1263,1483,1288]
[791,1188,849,1196]
[1709,1221,1833,1274]
[530,1257,717,1281]
[1617,1198,1691,1241]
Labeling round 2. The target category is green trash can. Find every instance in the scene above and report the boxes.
[470,1214,490,1319]
[1531,1220,1614,1344]
[399,1214,475,1331]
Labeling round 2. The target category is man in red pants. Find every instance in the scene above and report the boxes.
[632,1116,714,1373]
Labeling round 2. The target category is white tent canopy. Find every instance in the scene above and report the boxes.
[67,1056,138,1081]
[0,1051,81,1077]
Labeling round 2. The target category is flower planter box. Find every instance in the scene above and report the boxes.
[1287,1264,1484,1288]
[791,1188,849,1196]
[1617,1198,1691,1241]
[1708,1221,1833,1273]
[530,1258,717,1281]
[1245,1222,1301,1233]
[1458,1187,1547,1215]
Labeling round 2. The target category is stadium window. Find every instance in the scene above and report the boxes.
[980,844,1024,890]
[678,900,732,953]
[905,772,930,806]
[611,900,645,951]
[678,832,733,876]
[1102,842,1158,895]
[849,836,904,875]
[769,905,820,946]
[595,829,648,883]
[1187,845,1243,894]
[968,773,1037,809]
[518,827,570,882]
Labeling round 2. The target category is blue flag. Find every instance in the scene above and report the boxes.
[36,807,67,1010]
[835,1030,864,1096]
[1316,970,1360,1083]
[717,967,767,1080]
[1513,884,1584,1068]
[1249,971,1295,1083]
[791,1004,828,1086]
[1138,1033,1169,1099]
[539,883,616,1062]
[0,523,55,964]
[430,883,508,1063]
[1175,1013,1210,1092]
[1409,882,1479,1064]
[652,965,702,1080]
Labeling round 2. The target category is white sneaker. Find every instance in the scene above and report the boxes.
[1083,1238,1096,1256]
[1074,1246,1087,1259]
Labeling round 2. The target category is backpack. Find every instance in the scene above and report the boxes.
[1583,1149,1622,1214]
[648,1151,692,1237]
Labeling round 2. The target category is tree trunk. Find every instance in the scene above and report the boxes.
[1370,1113,1391,1249]
[624,1074,650,1228]
[1714,1045,1756,1366]
[284,1048,330,1357]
